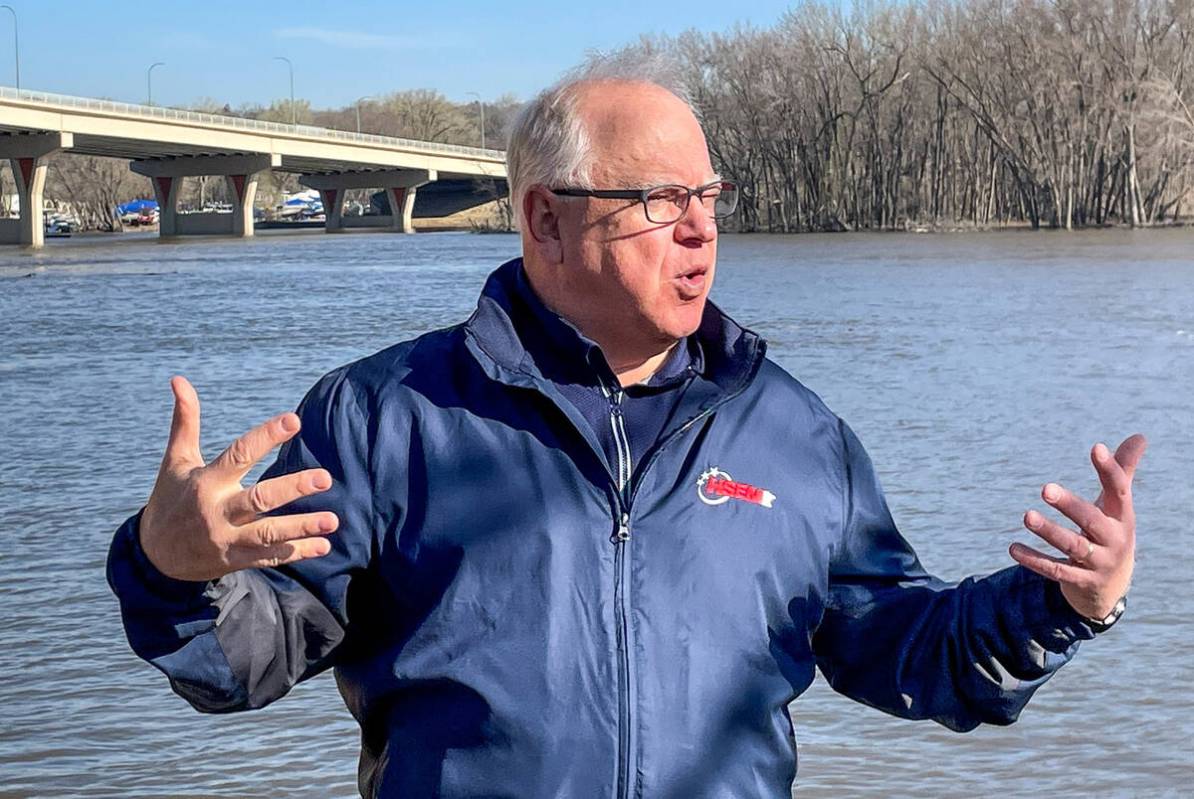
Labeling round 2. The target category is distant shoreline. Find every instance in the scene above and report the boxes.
[12,217,1191,243]
[727,218,1194,236]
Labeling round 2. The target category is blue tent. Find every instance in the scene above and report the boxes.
[117,199,159,215]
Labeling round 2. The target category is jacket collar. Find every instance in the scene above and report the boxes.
[463,257,766,404]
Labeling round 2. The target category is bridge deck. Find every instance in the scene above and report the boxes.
[0,87,506,179]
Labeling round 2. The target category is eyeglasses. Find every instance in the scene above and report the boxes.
[550,180,739,224]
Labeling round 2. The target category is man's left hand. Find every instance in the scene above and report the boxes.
[1010,434,1148,621]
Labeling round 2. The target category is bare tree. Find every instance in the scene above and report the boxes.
[643,0,1194,232]
[45,154,151,231]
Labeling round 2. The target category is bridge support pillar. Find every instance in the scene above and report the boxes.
[150,175,180,236]
[226,173,259,237]
[131,154,278,240]
[317,188,346,233]
[300,169,434,235]
[0,132,74,248]
[386,186,418,234]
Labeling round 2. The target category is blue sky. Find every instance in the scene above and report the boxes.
[2,1,796,109]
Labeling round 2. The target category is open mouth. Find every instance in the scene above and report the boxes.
[675,266,709,299]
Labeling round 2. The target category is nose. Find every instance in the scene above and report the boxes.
[673,192,717,245]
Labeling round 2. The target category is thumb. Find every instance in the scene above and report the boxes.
[1115,433,1148,481]
[164,375,203,468]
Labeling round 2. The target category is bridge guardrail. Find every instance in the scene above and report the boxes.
[0,86,506,162]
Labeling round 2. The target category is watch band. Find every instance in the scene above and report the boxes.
[1084,594,1127,632]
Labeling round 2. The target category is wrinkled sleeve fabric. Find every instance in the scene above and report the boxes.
[810,419,1097,732]
[107,367,376,713]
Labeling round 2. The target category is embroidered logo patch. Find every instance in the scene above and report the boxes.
[696,467,776,508]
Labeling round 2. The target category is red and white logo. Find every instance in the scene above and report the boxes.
[696,467,776,509]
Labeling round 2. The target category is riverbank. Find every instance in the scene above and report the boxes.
[733,216,1194,235]
[12,211,1191,243]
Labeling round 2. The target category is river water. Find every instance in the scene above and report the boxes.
[1,228,1190,798]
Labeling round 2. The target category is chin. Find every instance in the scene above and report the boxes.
[656,301,707,341]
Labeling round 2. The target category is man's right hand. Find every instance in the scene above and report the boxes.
[138,375,339,582]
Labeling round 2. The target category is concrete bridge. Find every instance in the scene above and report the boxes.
[0,87,507,247]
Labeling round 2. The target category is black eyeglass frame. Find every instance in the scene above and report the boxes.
[549,180,738,224]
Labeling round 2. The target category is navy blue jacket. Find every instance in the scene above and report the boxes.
[108,258,1096,798]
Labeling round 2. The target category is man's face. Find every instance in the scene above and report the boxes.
[553,82,720,351]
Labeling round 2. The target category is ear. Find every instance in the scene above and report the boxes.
[523,186,564,265]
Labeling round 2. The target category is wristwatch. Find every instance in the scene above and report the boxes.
[1083,594,1128,633]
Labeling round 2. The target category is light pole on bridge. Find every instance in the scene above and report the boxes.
[355,95,374,134]
[273,56,296,126]
[466,91,485,150]
[146,62,165,106]
[0,5,19,92]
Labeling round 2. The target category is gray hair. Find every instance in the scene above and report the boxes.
[505,48,697,230]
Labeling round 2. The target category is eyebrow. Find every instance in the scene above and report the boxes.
[620,173,723,189]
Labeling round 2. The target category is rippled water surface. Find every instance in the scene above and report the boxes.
[2,228,1191,798]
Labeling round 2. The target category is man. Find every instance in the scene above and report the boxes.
[108,55,1145,798]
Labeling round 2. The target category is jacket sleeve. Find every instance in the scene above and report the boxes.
[810,419,1097,732]
[107,367,377,713]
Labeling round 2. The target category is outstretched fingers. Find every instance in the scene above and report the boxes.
[224,468,334,523]
[221,510,339,571]
[226,536,335,571]
[1041,482,1115,544]
[209,412,302,480]
[1023,510,1105,567]
[1012,436,1144,618]
[1009,542,1099,589]
[238,510,339,548]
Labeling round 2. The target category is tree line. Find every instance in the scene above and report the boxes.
[650,0,1194,231]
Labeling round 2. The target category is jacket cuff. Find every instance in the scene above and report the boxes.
[113,508,212,603]
[1017,567,1098,648]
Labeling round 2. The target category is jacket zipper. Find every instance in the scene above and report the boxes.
[603,385,729,799]
[601,379,741,798]
[602,383,634,799]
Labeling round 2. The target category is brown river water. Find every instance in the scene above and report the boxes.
[1,228,1190,797]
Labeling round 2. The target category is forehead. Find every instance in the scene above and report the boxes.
[573,81,715,186]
